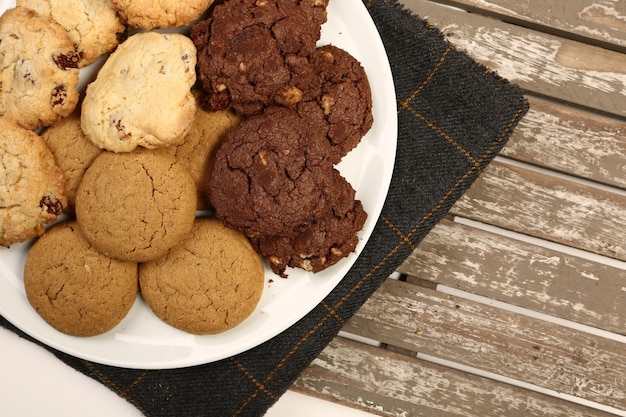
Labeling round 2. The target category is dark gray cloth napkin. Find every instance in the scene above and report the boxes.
[0,0,528,415]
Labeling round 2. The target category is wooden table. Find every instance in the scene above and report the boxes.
[291,1,626,415]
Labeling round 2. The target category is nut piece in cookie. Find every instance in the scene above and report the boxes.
[140,218,264,335]
[191,0,329,115]
[81,32,197,153]
[40,111,104,214]
[24,220,138,337]
[251,170,367,277]
[75,149,197,262]
[17,0,127,67]
[0,117,67,247]
[209,106,335,239]
[111,0,214,30]
[0,7,80,129]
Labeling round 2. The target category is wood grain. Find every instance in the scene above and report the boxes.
[449,161,626,261]
[396,219,626,334]
[341,280,626,409]
[294,337,617,417]
[402,0,626,118]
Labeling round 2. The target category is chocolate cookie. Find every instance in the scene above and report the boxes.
[0,7,80,129]
[40,111,104,214]
[251,170,367,277]
[191,0,328,115]
[75,149,197,262]
[139,218,264,335]
[294,45,374,163]
[209,106,335,239]
[24,220,138,337]
[0,117,67,247]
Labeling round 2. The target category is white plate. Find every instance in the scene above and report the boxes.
[0,0,397,369]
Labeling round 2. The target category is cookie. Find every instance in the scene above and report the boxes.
[295,45,374,163]
[139,218,264,334]
[0,7,80,130]
[24,220,138,337]
[251,170,367,277]
[81,32,197,153]
[17,0,127,67]
[0,117,67,247]
[163,93,242,210]
[40,111,104,214]
[75,148,197,262]
[209,106,335,239]
[191,0,329,115]
[111,0,214,29]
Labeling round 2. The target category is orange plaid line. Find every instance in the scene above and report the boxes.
[322,301,345,325]
[399,45,453,107]
[231,357,280,402]
[83,361,149,416]
[382,215,416,251]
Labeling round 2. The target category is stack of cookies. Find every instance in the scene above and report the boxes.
[0,0,373,338]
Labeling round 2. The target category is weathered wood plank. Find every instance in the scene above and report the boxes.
[429,0,626,50]
[295,337,618,417]
[449,160,626,261]
[501,97,626,190]
[396,219,626,334]
[342,280,626,410]
[401,0,626,118]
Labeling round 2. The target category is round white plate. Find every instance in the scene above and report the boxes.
[0,0,397,369]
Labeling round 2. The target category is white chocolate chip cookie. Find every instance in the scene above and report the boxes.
[111,0,214,30]
[0,7,80,130]
[17,0,127,67]
[81,32,197,153]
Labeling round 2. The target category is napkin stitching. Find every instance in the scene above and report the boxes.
[382,216,416,251]
[322,300,345,325]
[231,357,280,401]
[400,45,453,105]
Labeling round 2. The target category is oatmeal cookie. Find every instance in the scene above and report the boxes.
[111,0,214,29]
[75,148,197,262]
[81,32,197,152]
[17,0,127,66]
[40,111,104,214]
[251,170,367,277]
[139,218,264,334]
[0,7,80,129]
[191,0,328,115]
[209,106,335,239]
[0,117,67,247]
[24,220,138,337]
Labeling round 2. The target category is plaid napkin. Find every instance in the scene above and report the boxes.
[1,0,528,415]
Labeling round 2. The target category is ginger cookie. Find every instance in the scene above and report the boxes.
[81,32,197,153]
[139,218,264,335]
[17,0,127,67]
[191,0,328,115]
[75,148,197,262]
[0,7,80,129]
[209,106,335,239]
[163,93,242,210]
[111,0,214,30]
[24,220,138,337]
[40,111,104,214]
[0,117,67,247]
[250,170,367,277]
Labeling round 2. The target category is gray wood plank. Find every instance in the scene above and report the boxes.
[342,280,626,409]
[449,161,626,261]
[396,219,626,334]
[401,0,626,118]
[295,337,618,417]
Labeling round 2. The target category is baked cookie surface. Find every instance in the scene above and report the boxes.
[0,7,80,129]
[191,0,328,115]
[140,218,264,335]
[209,106,335,239]
[75,149,197,262]
[251,170,367,277]
[24,220,138,337]
[40,111,104,214]
[111,0,214,29]
[81,32,197,153]
[17,0,127,66]
[0,117,67,247]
